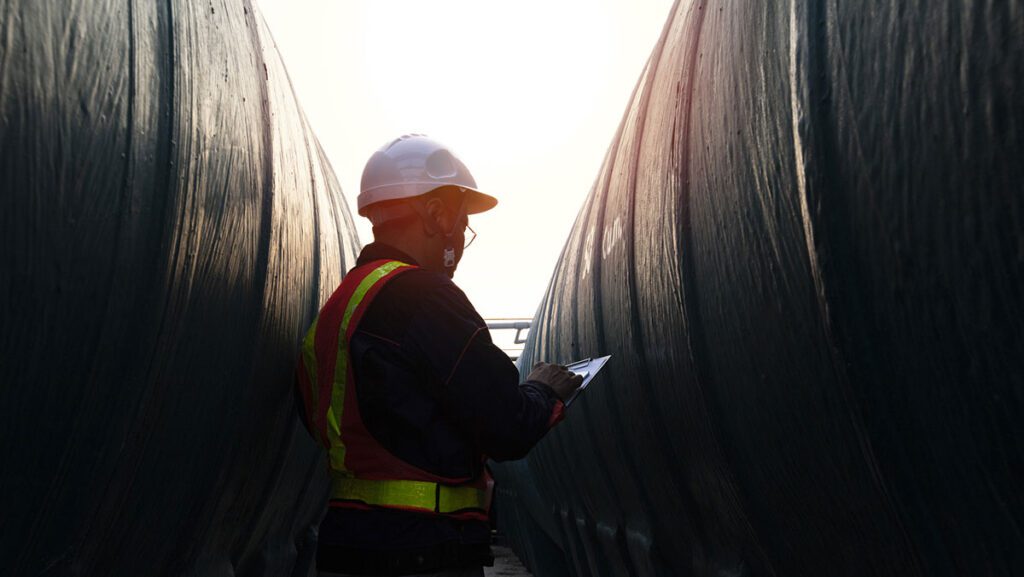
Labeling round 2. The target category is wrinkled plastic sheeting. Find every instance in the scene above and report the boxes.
[491,1,1024,576]
[0,1,358,575]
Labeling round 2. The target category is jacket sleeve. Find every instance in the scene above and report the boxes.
[403,281,562,462]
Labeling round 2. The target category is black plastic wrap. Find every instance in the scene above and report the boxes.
[0,1,359,575]
[492,1,1024,576]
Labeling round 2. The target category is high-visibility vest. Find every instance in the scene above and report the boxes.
[296,259,489,521]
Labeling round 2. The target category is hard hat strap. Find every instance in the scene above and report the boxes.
[440,193,470,268]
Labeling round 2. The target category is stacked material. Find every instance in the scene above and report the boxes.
[492,1,1023,576]
[0,1,357,575]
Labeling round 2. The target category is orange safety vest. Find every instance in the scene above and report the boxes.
[296,259,489,521]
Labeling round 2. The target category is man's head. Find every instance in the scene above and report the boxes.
[358,135,496,277]
[367,186,473,275]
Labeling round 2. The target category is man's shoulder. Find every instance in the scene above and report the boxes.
[339,261,448,299]
[383,266,457,300]
[360,267,483,332]
[392,269,480,317]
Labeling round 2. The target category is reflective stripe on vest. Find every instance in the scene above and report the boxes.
[302,259,411,470]
[331,476,487,514]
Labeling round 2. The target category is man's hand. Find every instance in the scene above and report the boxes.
[527,362,584,402]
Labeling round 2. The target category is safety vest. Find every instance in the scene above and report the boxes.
[296,259,489,521]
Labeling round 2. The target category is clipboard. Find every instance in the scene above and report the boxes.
[563,355,611,408]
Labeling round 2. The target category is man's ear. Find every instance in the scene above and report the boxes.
[421,197,445,237]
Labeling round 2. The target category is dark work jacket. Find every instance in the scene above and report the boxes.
[313,243,562,575]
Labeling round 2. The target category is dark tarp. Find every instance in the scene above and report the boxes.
[492,1,1024,576]
[0,1,358,575]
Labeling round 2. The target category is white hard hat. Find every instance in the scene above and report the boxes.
[357,134,498,221]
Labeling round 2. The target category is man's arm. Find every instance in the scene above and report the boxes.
[405,282,574,461]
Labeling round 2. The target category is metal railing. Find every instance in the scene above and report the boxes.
[485,319,532,362]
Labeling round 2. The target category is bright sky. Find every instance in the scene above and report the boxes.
[257,0,675,321]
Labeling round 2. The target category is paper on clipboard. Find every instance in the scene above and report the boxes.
[564,355,611,407]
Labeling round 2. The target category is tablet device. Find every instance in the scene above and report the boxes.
[563,355,611,408]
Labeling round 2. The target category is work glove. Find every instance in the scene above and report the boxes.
[527,362,584,402]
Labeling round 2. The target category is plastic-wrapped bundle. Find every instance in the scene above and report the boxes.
[492,1,1023,576]
[0,1,358,575]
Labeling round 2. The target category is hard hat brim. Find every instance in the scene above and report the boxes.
[463,187,498,215]
[357,183,498,216]
[416,183,499,214]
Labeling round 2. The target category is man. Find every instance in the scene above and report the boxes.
[296,134,582,576]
